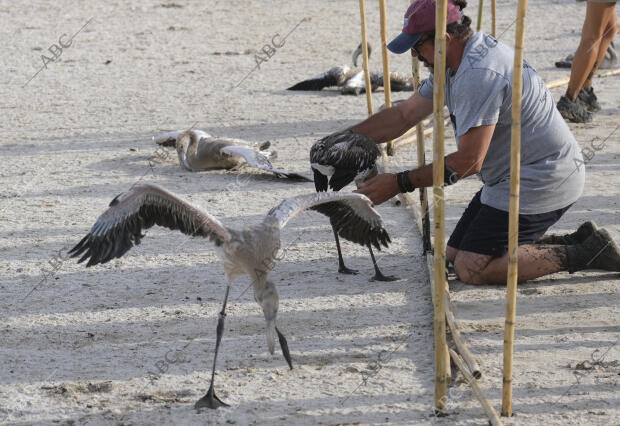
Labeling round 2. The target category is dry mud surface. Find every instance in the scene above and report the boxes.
[0,0,618,425]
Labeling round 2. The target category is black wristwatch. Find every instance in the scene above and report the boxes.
[396,170,415,193]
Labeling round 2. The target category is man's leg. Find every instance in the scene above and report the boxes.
[454,229,620,285]
[446,191,484,264]
[447,246,458,263]
[453,245,566,285]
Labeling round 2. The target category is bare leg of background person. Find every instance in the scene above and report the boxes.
[583,3,618,90]
[566,2,617,99]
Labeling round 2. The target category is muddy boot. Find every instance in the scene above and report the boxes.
[557,95,593,123]
[577,87,601,112]
[566,229,620,273]
[536,221,597,245]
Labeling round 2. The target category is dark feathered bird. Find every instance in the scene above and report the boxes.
[310,130,398,281]
[341,71,414,95]
[287,65,361,91]
[287,43,371,91]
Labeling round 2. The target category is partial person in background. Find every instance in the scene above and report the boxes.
[556,0,618,123]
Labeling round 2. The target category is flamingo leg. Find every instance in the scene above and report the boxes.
[332,226,359,275]
[195,281,232,410]
[368,244,398,282]
[276,327,293,370]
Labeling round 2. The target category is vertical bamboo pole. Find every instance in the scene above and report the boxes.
[359,0,374,116]
[502,0,528,417]
[379,0,395,155]
[491,0,497,37]
[477,0,485,32]
[432,0,449,414]
[411,57,432,252]
[409,0,432,252]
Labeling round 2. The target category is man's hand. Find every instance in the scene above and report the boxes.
[354,173,400,205]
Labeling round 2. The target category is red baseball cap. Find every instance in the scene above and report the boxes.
[387,0,463,54]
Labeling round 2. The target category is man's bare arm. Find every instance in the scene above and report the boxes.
[408,123,496,188]
[349,92,433,144]
[355,124,496,205]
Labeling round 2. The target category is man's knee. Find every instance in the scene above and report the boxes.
[446,245,458,263]
[453,252,492,285]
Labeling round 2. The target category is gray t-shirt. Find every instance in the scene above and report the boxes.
[418,32,584,214]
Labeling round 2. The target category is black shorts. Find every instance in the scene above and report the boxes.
[447,190,572,257]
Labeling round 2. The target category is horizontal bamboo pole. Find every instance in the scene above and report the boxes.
[393,126,434,149]
[449,349,503,426]
[546,68,620,89]
[392,117,451,148]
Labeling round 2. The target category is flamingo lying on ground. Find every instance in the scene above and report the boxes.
[154,129,311,181]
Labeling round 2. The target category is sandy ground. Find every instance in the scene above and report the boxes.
[1,0,619,425]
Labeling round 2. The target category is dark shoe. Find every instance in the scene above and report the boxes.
[537,221,597,245]
[577,87,601,112]
[554,42,617,69]
[555,53,574,69]
[566,229,620,273]
[557,95,593,123]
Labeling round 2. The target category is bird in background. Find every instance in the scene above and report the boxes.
[154,129,312,181]
[287,43,413,95]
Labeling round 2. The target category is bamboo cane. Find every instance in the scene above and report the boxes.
[546,68,620,89]
[450,349,503,426]
[398,190,490,419]
[379,0,395,155]
[491,0,497,37]
[432,0,449,414]
[392,116,450,148]
[444,287,482,379]
[359,0,374,117]
[477,0,484,32]
[394,125,434,149]
[502,0,528,417]
[545,77,570,90]
[411,41,432,252]
[425,252,451,386]
[593,68,620,78]
[400,186,482,380]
